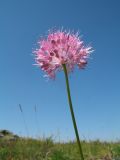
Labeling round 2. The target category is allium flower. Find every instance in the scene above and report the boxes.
[34,30,92,78]
[33,29,93,160]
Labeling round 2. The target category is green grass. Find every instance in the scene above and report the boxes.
[0,137,120,160]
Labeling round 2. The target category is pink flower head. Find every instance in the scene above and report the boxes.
[34,30,93,78]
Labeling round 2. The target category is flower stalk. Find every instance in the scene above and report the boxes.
[63,64,84,160]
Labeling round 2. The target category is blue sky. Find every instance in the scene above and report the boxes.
[0,0,120,141]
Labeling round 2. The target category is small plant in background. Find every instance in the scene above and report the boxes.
[34,105,40,136]
[19,104,29,137]
[33,29,93,160]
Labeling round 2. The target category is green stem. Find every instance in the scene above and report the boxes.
[63,64,84,160]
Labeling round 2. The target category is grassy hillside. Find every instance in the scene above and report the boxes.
[0,131,120,160]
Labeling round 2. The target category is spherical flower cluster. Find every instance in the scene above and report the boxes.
[34,30,92,78]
